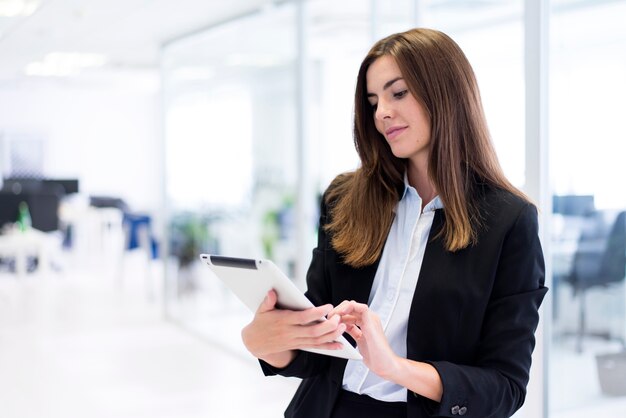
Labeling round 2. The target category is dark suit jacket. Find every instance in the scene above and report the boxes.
[261,185,548,418]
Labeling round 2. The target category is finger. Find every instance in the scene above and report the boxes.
[293,304,334,325]
[304,322,347,347]
[329,300,368,317]
[339,315,360,326]
[327,300,351,319]
[348,302,368,314]
[256,289,278,313]
[332,322,348,340]
[345,324,363,341]
[302,314,341,338]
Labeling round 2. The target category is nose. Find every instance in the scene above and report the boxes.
[374,99,392,121]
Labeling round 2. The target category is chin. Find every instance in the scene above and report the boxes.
[389,147,411,159]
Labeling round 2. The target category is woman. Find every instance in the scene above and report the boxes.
[242,28,547,418]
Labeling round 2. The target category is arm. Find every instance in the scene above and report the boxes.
[422,203,547,417]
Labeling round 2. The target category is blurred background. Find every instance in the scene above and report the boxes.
[0,0,625,417]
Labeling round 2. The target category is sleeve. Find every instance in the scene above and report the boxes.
[259,193,334,379]
[422,203,548,418]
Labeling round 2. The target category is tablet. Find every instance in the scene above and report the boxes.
[200,254,362,360]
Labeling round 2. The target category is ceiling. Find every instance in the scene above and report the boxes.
[1,0,619,84]
[0,0,274,82]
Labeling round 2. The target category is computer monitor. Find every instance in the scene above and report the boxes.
[42,179,79,194]
[552,195,595,216]
[0,192,21,228]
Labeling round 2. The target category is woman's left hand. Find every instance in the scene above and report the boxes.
[328,300,400,379]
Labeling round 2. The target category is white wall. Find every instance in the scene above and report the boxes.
[0,71,162,213]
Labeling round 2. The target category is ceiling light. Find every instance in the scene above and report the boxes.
[24,52,107,77]
[0,0,40,17]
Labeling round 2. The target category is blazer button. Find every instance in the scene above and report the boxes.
[459,406,467,415]
[451,405,460,415]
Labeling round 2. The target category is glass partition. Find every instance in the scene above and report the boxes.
[162,4,298,348]
[549,0,626,416]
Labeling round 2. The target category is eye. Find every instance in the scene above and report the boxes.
[393,90,408,99]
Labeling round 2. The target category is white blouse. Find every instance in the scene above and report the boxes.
[342,178,443,402]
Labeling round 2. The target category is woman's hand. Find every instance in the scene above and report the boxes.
[328,300,400,379]
[241,290,347,368]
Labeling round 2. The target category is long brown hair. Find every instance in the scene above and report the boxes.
[325,28,527,268]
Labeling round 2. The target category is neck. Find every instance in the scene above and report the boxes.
[407,160,437,207]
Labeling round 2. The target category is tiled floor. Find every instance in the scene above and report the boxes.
[1,253,625,418]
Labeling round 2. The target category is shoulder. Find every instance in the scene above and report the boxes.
[475,185,537,235]
[479,184,533,215]
[322,171,356,207]
[325,172,355,194]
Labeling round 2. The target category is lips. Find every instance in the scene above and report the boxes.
[385,126,407,141]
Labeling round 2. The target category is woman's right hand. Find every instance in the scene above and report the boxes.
[241,289,346,368]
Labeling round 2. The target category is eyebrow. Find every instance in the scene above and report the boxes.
[367,77,404,98]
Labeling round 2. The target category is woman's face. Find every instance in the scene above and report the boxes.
[366,56,431,165]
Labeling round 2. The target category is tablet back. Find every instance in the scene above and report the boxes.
[200,254,362,360]
[200,254,313,312]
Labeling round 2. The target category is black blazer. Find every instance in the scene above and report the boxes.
[261,185,548,418]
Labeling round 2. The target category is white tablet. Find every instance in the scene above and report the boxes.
[200,254,362,360]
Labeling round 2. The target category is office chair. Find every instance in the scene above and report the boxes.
[564,210,626,352]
